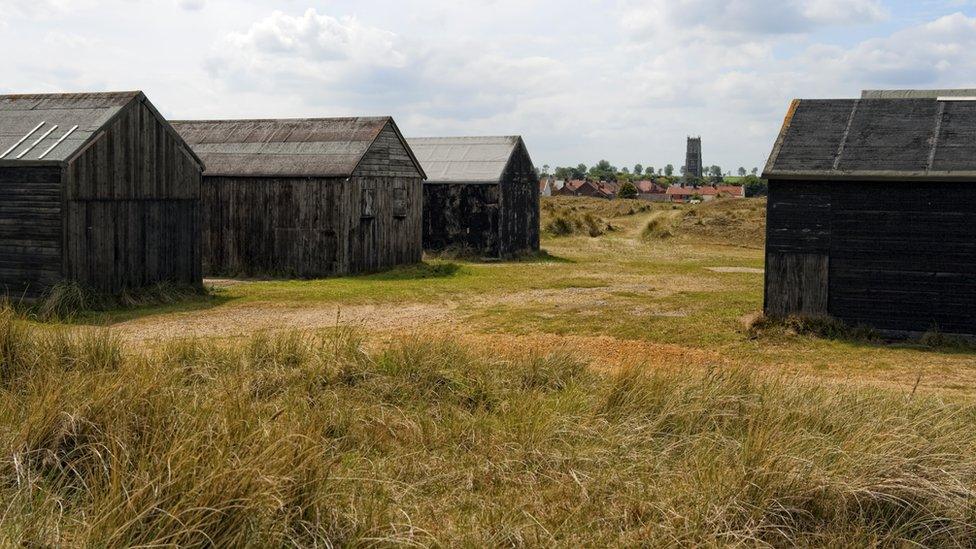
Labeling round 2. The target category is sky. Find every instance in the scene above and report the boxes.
[2,0,975,173]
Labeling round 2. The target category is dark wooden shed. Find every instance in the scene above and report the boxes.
[407,136,539,258]
[762,96,976,336]
[0,91,203,298]
[171,117,426,277]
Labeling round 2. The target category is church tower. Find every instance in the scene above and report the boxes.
[685,137,703,180]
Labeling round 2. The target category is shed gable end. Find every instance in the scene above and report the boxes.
[353,122,424,179]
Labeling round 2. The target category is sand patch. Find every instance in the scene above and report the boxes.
[707,267,764,274]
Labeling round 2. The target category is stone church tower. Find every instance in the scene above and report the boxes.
[685,137,703,179]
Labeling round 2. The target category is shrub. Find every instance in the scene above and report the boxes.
[617,181,639,200]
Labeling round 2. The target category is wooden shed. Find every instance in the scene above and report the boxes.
[171,117,426,277]
[762,96,976,336]
[0,91,203,298]
[407,136,539,258]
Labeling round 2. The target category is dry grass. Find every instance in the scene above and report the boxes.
[3,305,976,546]
[541,196,654,237]
[26,281,210,321]
[679,199,767,248]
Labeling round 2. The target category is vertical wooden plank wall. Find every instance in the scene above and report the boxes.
[764,180,831,317]
[0,166,63,297]
[64,100,202,293]
[202,177,341,277]
[498,141,540,256]
[348,122,424,273]
[422,184,501,256]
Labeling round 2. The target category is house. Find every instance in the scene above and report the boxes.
[665,184,744,203]
[596,180,619,198]
[0,91,203,297]
[539,175,555,197]
[172,117,425,277]
[716,185,745,198]
[762,95,976,336]
[558,179,614,199]
[666,185,711,203]
[635,179,668,201]
[407,136,539,258]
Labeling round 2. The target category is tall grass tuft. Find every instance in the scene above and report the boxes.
[2,305,976,545]
[33,281,209,321]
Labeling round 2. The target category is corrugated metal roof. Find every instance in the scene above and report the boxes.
[861,89,976,99]
[0,91,139,163]
[406,136,520,183]
[171,117,395,177]
[764,97,976,180]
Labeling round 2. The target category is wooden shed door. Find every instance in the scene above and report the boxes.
[764,181,831,318]
[765,253,829,316]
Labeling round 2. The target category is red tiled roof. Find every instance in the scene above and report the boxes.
[716,185,745,197]
[634,180,667,194]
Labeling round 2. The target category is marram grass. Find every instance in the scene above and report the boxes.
[2,306,975,546]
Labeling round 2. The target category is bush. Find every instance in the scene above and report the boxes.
[742,174,769,197]
[617,181,638,200]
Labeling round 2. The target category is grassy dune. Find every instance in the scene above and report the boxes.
[3,306,976,546]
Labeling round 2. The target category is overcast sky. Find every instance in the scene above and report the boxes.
[2,0,975,172]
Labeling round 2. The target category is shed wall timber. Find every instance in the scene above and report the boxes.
[203,175,422,276]
[354,123,422,178]
[0,166,62,297]
[64,99,202,292]
[422,184,501,256]
[346,176,423,273]
[202,177,343,276]
[765,179,976,335]
[498,140,540,256]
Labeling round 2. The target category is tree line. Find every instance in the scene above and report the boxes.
[543,160,760,183]
[540,159,768,197]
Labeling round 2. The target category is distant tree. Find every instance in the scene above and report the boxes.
[737,167,746,177]
[664,164,674,176]
[574,164,588,180]
[646,166,654,176]
[618,181,639,199]
[553,166,572,180]
[542,164,551,175]
[633,164,643,176]
[588,159,617,182]
[621,167,630,175]
[709,165,722,177]
[742,175,768,197]
[751,167,759,175]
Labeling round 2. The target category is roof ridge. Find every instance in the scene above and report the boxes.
[0,90,142,100]
[170,116,392,124]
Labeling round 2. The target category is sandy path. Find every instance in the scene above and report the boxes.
[114,301,462,344]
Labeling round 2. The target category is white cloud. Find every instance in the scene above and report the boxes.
[177,0,205,11]
[620,0,887,42]
[796,12,976,88]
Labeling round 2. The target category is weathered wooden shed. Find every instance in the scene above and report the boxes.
[0,91,203,298]
[763,96,976,336]
[171,117,426,277]
[407,136,539,258]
